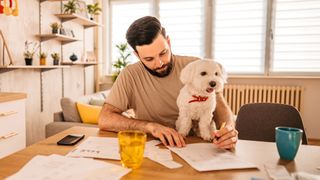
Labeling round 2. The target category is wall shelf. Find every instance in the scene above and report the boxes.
[0,65,70,73]
[40,0,67,2]
[36,34,80,44]
[61,61,97,67]
[55,14,101,28]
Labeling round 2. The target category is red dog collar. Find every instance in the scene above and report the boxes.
[188,95,208,103]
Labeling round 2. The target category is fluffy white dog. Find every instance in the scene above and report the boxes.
[176,59,227,141]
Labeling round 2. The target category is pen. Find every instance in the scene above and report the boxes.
[213,122,226,142]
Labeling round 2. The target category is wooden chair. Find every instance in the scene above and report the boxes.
[235,103,308,144]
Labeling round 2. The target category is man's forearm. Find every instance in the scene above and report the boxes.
[98,104,153,133]
[214,93,235,127]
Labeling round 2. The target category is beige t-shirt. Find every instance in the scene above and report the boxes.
[106,55,199,128]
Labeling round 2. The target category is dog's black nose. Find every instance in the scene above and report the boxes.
[209,81,216,87]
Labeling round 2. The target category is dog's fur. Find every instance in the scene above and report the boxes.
[176,59,227,140]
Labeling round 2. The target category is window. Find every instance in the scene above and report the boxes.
[213,0,267,74]
[159,0,205,57]
[110,0,152,71]
[272,0,320,73]
[108,0,204,73]
[105,0,320,76]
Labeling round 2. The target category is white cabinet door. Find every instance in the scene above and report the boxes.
[0,99,26,158]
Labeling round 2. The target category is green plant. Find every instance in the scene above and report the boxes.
[63,0,79,14]
[50,22,60,30]
[51,53,60,61]
[87,3,101,18]
[24,41,39,59]
[112,43,131,82]
[39,52,47,59]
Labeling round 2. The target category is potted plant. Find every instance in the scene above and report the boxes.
[50,22,60,34]
[24,41,39,66]
[112,43,131,82]
[39,52,47,65]
[51,52,60,65]
[87,2,101,20]
[63,0,79,14]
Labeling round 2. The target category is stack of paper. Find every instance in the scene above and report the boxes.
[7,154,131,180]
[168,143,257,172]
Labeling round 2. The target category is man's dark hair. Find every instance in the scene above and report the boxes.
[126,16,166,52]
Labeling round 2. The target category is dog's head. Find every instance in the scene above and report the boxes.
[180,59,227,94]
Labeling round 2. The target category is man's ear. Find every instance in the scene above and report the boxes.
[217,62,228,83]
[180,61,196,85]
[166,35,171,48]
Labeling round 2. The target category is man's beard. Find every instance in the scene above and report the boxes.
[142,59,173,78]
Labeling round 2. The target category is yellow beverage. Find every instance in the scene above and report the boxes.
[118,131,146,169]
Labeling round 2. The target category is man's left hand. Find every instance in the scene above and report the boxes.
[212,125,238,149]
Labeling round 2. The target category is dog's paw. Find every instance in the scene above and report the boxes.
[201,133,212,141]
[178,129,189,137]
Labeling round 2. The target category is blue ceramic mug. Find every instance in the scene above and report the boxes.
[275,127,303,160]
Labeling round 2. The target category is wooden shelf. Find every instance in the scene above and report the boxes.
[40,0,67,2]
[61,61,97,67]
[55,14,101,28]
[36,34,80,44]
[0,65,70,73]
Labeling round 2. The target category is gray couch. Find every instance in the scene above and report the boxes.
[45,91,109,138]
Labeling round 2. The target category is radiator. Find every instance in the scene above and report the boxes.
[223,84,303,115]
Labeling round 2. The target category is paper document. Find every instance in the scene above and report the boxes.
[67,137,120,160]
[168,143,257,172]
[67,137,182,169]
[7,154,131,180]
[145,140,182,169]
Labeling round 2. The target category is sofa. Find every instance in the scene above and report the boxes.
[45,91,109,137]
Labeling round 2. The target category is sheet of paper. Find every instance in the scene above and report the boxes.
[68,137,181,169]
[264,164,291,180]
[144,140,182,169]
[7,154,131,180]
[168,143,257,172]
[67,137,120,160]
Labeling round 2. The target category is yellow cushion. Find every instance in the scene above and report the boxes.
[76,102,102,124]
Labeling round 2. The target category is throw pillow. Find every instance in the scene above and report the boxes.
[76,102,102,124]
[89,97,105,106]
[61,98,82,122]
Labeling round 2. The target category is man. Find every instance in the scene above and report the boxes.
[99,16,238,149]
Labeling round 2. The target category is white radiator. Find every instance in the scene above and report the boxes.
[223,84,303,115]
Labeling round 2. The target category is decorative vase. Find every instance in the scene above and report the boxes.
[25,58,33,65]
[40,58,46,65]
[52,29,59,34]
[69,53,78,62]
[53,59,59,65]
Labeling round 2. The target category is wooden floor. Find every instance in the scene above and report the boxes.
[308,139,320,146]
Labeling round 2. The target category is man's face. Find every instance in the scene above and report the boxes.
[135,34,172,77]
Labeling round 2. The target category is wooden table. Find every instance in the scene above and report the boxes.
[0,126,319,179]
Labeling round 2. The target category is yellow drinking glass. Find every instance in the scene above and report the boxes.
[118,130,146,169]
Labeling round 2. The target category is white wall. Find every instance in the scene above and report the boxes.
[0,0,96,145]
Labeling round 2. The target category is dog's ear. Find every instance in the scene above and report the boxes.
[217,62,228,83]
[180,61,196,84]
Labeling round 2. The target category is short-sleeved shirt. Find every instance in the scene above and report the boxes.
[106,55,199,128]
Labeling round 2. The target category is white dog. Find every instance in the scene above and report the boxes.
[176,59,227,141]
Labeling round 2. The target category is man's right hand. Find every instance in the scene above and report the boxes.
[146,122,185,148]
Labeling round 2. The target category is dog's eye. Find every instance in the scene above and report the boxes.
[200,71,207,76]
[215,72,219,76]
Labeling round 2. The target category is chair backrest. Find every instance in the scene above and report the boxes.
[235,103,308,144]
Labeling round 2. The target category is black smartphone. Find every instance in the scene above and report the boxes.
[57,134,85,146]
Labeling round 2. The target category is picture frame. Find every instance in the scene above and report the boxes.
[77,1,89,19]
